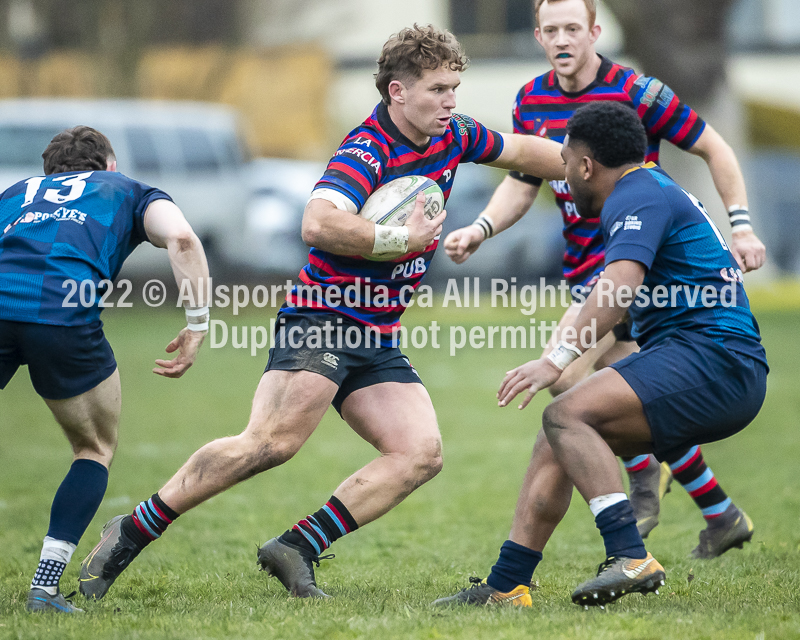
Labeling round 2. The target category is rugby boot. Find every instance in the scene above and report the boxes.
[26,588,84,613]
[691,505,754,559]
[79,515,141,600]
[432,577,532,607]
[571,553,665,608]
[630,460,673,539]
[257,537,332,598]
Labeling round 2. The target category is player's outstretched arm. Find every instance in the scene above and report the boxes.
[143,199,210,378]
[498,260,645,410]
[488,133,564,181]
[444,176,539,264]
[688,124,766,272]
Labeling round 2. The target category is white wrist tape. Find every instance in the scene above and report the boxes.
[727,204,752,232]
[373,225,409,255]
[471,213,495,240]
[185,305,210,332]
[547,340,582,371]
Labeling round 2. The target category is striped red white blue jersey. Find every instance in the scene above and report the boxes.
[510,55,706,294]
[284,101,503,344]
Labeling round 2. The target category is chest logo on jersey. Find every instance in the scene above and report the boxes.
[623,215,642,231]
[391,257,427,280]
[451,113,476,136]
[3,206,87,234]
[335,146,381,173]
[548,180,570,195]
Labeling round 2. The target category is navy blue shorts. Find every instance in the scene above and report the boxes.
[265,312,423,414]
[610,330,768,461]
[0,319,117,400]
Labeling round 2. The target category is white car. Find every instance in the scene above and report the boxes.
[242,157,325,275]
[243,159,564,281]
[0,98,254,275]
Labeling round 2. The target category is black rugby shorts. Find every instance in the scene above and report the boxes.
[265,311,423,414]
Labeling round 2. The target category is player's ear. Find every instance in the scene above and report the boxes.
[589,24,601,44]
[388,80,406,105]
[106,158,117,172]
[581,156,593,180]
[533,27,543,46]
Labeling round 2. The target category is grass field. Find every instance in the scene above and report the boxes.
[1,292,798,639]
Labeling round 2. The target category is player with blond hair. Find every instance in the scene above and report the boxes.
[79,24,567,601]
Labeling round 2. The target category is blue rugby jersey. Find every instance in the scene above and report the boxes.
[0,171,170,325]
[284,102,503,345]
[602,163,765,365]
[511,55,706,292]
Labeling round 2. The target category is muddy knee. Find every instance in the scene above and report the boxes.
[542,400,573,443]
[402,436,443,488]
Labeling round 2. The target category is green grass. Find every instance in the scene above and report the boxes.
[1,295,798,639]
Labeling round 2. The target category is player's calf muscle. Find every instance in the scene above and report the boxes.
[202,434,296,480]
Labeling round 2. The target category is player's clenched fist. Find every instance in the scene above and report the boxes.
[730,228,766,273]
[444,225,485,264]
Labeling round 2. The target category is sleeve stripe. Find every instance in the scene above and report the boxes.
[332,162,374,190]
[481,130,504,163]
[673,110,698,145]
[650,96,680,135]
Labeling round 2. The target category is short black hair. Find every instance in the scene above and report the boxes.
[566,102,646,168]
[42,126,115,175]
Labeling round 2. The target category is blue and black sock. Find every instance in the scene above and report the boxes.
[280,496,359,555]
[486,540,542,593]
[667,446,732,522]
[47,459,109,545]
[595,500,647,559]
[122,493,180,550]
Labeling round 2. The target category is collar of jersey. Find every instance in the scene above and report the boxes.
[548,54,613,97]
[620,161,657,180]
[376,102,433,155]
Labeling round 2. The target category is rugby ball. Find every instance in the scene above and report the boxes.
[358,176,444,261]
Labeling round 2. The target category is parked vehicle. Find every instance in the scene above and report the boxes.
[0,98,253,275]
[245,158,563,283]
[242,157,325,274]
